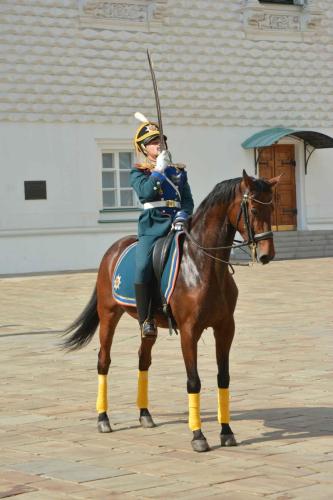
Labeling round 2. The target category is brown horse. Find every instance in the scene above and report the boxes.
[63,170,278,452]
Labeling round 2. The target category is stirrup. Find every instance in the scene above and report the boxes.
[141,320,157,338]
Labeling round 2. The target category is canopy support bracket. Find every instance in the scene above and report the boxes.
[304,142,316,175]
[254,147,265,176]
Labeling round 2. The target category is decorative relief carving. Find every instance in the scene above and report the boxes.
[84,3,147,21]
[243,0,323,41]
[304,13,322,31]
[78,0,166,31]
[248,13,301,31]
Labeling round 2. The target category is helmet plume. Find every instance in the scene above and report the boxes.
[134,112,149,123]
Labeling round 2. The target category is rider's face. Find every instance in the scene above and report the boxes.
[145,138,161,160]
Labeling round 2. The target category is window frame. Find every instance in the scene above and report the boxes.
[259,1,294,4]
[258,0,307,4]
[96,138,141,213]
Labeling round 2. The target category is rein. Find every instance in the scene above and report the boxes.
[183,191,274,269]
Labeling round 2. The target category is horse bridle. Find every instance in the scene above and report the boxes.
[183,190,274,267]
[237,191,273,246]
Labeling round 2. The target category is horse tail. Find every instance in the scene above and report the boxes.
[61,285,99,351]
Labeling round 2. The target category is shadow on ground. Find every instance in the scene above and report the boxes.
[153,406,333,444]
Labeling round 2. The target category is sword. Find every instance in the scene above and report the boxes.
[147,49,167,152]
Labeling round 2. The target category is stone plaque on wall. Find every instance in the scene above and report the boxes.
[24,181,47,200]
[243,0,323,41]
[78,0,167,32]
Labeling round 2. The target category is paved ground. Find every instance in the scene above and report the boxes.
[0,258,332,499]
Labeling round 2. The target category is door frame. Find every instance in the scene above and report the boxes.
[258,138,307,231]
[279,137,307,230]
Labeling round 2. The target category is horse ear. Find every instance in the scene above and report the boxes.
[242,169,255,190]
[268,173,283,188]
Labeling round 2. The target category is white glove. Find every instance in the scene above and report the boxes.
[154,150,172,173]
[172,220,184,231]
[172,210,188,231]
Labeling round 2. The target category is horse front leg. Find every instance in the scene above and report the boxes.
[137,336,157,428]
[181,331,209,452]
[214,319,237,447]
[96,306,123,433]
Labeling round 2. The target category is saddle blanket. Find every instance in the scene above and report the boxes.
[112,232,183,307]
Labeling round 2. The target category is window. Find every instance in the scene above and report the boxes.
[102,151,138,209]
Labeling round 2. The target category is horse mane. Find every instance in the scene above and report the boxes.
[194,176,272,216]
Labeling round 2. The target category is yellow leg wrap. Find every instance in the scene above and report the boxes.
[136,370,148,409]
[96,374,108,413]
[218,388,230,424]
[188,393,201,431]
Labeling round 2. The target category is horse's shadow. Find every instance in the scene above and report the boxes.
[155,407,333,445]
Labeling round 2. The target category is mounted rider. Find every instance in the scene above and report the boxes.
[131,115,194,338]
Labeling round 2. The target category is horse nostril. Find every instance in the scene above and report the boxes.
[259,254,270,265]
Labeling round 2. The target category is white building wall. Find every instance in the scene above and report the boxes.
[1,0,333,273]
[305,145,333,230]
[1,0,333,128]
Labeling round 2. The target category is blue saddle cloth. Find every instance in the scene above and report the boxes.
[112,232,183,307]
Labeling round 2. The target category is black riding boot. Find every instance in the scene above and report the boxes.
[134,283,157,338]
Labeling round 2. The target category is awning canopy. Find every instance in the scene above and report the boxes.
[242,127,333,150]
[241,127,333,174]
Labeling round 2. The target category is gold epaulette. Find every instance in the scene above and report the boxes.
[135,162,155,171]
[134,162,187,171]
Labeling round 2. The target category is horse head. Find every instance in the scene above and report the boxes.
[228,170,280,265]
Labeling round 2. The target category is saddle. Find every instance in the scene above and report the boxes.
[152,230,176,287]
[112,231,185,331]
[152,231,184,333]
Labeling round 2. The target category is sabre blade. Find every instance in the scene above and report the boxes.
[147,49,166,152]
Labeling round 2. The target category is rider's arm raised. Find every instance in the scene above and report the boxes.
[130,168,166,203]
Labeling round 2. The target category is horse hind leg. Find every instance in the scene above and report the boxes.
[137,336,157,428]
[96,304,123,433]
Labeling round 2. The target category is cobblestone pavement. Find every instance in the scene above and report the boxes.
[0,258,332,499]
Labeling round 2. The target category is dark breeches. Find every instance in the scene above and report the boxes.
[135,235,159,283]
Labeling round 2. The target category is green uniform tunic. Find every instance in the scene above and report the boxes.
[130,164,194,283]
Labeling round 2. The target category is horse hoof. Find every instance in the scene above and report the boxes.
[221,433,237,447]
[191,438,210,452]
[140,415,156,428]
[97,420,112,433]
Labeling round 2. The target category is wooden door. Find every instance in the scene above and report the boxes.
[258,144,297,231]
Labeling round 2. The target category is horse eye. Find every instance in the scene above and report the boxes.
[251,208,258,216]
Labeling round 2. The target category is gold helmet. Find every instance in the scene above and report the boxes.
[134,112,167,156]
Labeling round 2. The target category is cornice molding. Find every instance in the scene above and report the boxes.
[95,138,133,150]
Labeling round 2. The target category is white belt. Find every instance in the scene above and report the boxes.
[143,200,181,210]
